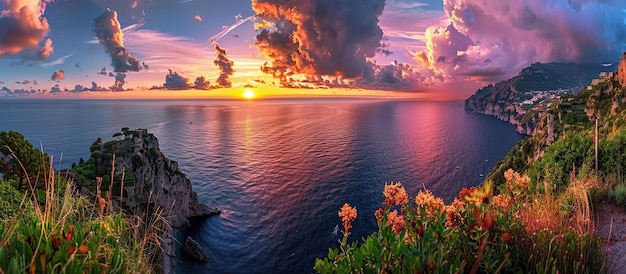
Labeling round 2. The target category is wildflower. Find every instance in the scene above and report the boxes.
[386,210,406,233]
[415,189,445,217]
[492,194,512,211]
[382,182,409,206]
[481,211,496,231]
[502,231,511,243]
[504,169,530,197]
[374,208,384,222]
[466,180,493,205]
[444,205,463,228]
[338,203,357,236]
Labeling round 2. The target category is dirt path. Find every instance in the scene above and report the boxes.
[596,203,626,273]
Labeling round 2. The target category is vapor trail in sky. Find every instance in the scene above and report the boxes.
[207,15,254,44]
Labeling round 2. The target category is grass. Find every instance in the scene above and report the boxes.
[0,152,169,273]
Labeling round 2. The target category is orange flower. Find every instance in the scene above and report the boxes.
[504,169,530,198]
[492,194,512,211]
[415,189,445,217]
[444,205,463,228]
[386,210,406,233]
[383,182,409,206]
[502,231,511,243]
[338,203,357,236]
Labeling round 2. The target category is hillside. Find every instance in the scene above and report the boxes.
[465,62,617,134]
[487,53,626,189]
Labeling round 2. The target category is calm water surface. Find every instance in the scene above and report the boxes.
[0,98,523,273]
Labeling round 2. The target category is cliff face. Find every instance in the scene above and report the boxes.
[464,77,537,135]
[89,129,218,228]
[618,53,626,87]
[465,62,617,135]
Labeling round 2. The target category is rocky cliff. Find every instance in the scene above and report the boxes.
[77,129,219,228]
[465,62,617,135]
[618,53,626,87]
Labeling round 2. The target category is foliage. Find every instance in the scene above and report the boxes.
[534,132,593,191]
[0,137,168,274]
[0,180,29,220]
[0,130,50,190]
[316,170,606,274]
[609,183,626,206]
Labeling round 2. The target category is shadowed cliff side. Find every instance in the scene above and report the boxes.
[71,128,219,228]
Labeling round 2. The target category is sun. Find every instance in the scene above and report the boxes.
[243,89,256,99]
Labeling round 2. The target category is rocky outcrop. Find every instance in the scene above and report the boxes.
[465,62,617,135]
[184,236,209,263]
[619,53,626,87]
[104,129,219,228]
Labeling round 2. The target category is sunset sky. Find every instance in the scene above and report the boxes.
[1,0,626,99]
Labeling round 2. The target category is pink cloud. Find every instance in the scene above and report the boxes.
[416,0,626,83]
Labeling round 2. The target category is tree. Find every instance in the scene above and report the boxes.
[0,131,50,190]
[113,132,123,140]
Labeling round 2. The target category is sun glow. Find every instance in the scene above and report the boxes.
[243,89,256,99]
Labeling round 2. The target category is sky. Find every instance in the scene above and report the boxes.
[0,0,625,100]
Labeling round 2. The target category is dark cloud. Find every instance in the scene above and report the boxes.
[163,69,190,90]
[21,80,30,85]
[50,84,61,93]
[194,76,210,90]
[111,73,126,91]
[93,9,141,72]
[98,67,107,75]
[251,0,386,82]
[90,81,107,91]
[213,43,234,88]
[0,1,53,59]
[51,70,65,81]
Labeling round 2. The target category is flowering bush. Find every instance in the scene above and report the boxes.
[315,170,606,273]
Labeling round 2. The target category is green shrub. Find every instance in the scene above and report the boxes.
[610,183,626,206]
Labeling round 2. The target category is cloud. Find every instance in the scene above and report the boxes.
[163,69,190,90]
[111,73,126,91]
[417,0,626,82]
[194,15,202,22]
[93,9,141,72]
[251,0,386,82]
[21,80,30,85]
[51,70,65,81]
[213,43,234,88]
[41,54,73,68]
[0,0,53,59]
[194,76,210,89]
[97,67,108,75]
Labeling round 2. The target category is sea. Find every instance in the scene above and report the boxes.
[0,98,523,273]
